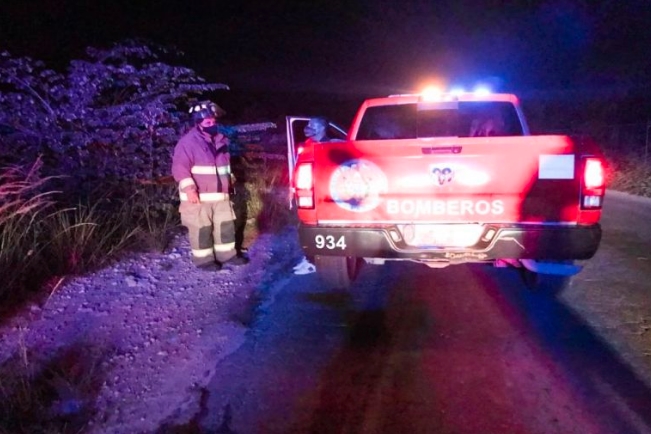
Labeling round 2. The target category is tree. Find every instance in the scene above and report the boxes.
[0,40,227,195]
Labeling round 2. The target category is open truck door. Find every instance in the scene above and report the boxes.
[285,116,347,208]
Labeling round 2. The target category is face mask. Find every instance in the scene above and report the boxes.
[201,124,222,136]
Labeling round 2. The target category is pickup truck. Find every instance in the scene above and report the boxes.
[286,91,606,290]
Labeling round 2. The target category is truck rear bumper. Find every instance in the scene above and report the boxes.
[298,223,602,262]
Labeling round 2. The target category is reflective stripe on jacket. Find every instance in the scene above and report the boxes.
[172,127,231,202]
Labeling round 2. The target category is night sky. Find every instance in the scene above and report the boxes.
[2,1,651,104]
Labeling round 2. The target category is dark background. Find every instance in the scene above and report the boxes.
[2,0,651,127]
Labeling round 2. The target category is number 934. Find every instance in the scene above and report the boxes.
[314,234,347,250]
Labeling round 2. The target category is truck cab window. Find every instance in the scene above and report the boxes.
[357,101,523,139]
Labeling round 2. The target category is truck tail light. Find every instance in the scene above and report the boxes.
[294,163,314,209]
[584,158,605,189]
[581,157,605,209]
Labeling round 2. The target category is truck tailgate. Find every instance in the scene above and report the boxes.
[313,135,593,224]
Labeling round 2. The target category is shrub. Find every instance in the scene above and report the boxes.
[605,153,651,197]
[0,40,227,200]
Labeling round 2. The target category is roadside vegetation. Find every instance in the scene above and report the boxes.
[0,151,288,313]
[604,152,651,197]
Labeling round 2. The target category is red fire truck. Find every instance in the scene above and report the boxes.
[286,90,605,290]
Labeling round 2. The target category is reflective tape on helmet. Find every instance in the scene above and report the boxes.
[188,101,225,118]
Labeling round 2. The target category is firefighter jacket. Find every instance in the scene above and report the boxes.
[172,127,232,203]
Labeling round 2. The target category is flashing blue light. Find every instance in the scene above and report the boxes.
[474,86,492,96]
[449,87,466,96]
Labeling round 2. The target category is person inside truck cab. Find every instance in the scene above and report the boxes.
[296,116,342,156]
[470,114,506,137]
[303,116,334,144]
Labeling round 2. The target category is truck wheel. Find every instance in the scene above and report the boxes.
[519,260,576,294]
[520,269,571,294]
[315,256,362,290]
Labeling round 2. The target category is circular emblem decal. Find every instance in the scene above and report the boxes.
[329,159,388,212]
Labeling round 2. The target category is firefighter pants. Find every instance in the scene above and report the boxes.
[180,200,236,266]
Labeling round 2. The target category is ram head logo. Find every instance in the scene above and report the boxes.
[430,166,454,186]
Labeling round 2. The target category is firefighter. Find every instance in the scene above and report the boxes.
[172,100,249,271]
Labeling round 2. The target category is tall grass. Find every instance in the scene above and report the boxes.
[42,201,142,275]
[0,161,56,226]
[0,160,58,302]
[0,164,180,309]
[130,183,180,252]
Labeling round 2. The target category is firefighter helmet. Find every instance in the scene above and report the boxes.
[188,101,226,123]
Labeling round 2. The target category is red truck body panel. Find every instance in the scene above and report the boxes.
[291,92,604,266]
[299,135,602,225]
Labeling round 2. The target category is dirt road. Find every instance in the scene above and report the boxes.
[193,190,651,434]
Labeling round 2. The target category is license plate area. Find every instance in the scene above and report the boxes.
[397,224,484,247]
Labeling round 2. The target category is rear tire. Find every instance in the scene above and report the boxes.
[315,255,362,290]
[521,268,571,294]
